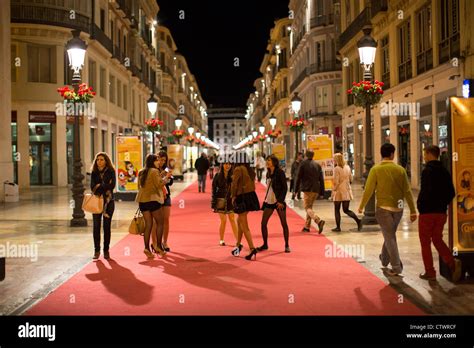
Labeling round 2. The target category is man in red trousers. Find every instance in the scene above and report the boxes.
[417,145,462,282]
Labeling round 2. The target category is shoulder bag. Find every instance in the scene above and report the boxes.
[82,184,104,214]
[128,208,145,235]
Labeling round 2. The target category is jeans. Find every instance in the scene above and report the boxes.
[303,192,321,228]
[419,213,454,276]
[92,200,115,252]
[375,207,403,273]
[198,174,207,192]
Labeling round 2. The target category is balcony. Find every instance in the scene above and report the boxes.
[293,24,306,52]
[416,48,433,75]
[90,24,113,54]
[112,45,124,63]
[11,2,90,33]
[115,0,132,19]
[338,7,371,50]
[130,64,142,80]
[371,0,388,17]
[153,85,161,97]
[307,60,342,75]
[439,32,460,64]
[310,14,334,29]
[290,61,341,92]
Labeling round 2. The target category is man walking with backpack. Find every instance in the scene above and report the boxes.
[417,145,462,282]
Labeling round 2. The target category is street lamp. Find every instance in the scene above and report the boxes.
[291,92,302,155]
[67,30,87,227]
[175,115,183,129]
[357,26,377,225]
[147,93,158,153]
[269,114,277,129]
[188,125,195,172]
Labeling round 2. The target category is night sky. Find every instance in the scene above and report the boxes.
[156,0,289,108]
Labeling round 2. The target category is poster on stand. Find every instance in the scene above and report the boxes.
[307,134,335,190]
[116,136,143,192]
[167,144,184,176]
[450,97,474,252]
[272,143,286,169]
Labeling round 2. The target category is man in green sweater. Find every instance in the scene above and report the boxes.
[358,143,417,276]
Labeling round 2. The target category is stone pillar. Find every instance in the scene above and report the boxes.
[81,116,92,175]
[431,93,438,146]
[373,106,382,163]
[17,107,30,188]
[0,0,14,200]
[410,115,420,188]
[389,109,398,164]
[53,115,67,186]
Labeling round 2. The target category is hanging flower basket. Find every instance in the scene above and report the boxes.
[145,118,163,132]
[347,80,384,107]
[399,126,409,136]
[57,83,96,104]
[257,135,266,142]
[286,118,307,132]
[172,129,185,139]
[267,129,282,139]
[185,135,195,144]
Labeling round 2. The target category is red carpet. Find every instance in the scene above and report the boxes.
[27,177,424,315]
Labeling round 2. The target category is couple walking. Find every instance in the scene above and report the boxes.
[359,143,461,281]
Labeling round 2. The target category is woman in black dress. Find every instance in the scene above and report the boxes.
[211,161,238,246]
[257,155,290,253]
[90,152,116,260]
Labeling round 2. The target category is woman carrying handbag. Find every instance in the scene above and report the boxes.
[90,152,116,260]
[211,161,238,246]
[331,153,362,232]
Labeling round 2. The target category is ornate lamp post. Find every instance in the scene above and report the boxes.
[269,114,277,144]
[147,93,158,153]
[291,92,302,155]
[175,115,183,129]
[67,30,87,227]
[188,125,195,172]
[259,123,265,154]
[357,26,378,225]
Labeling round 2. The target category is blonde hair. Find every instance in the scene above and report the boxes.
[334,153,346,168]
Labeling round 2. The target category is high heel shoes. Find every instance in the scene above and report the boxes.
[144,248,155,259]
[231,244,243,257]
[151,243,166,257]
[245,248,257,261]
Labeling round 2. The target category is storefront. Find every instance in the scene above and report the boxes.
[345,125,354,174]
[11,111,18,184]
[28,112,55,185]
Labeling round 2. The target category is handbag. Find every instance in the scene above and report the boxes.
[129,208,145,235]
[82,184,103,214]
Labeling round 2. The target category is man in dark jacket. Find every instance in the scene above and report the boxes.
[291,152,303,200]
[417,145,461,282]
[194,153,210,193]
[295,150,325,233]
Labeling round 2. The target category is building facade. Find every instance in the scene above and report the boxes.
[338,0,473,188]
[288,0,343,154]
[208,108,246,153]
[8,0,207,189]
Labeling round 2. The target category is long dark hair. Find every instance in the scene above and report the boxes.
[266,154,280,179]
[139,154,158,187]
[217,162,233,185]
[91,152,115,173]
[158,150,168,170]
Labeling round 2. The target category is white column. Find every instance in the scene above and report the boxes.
[373,106,382,163]
[81,116,92,175]
[0,0,14,200]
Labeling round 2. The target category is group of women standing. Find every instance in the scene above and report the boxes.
[89,150,361,262]
[211,154,291,260]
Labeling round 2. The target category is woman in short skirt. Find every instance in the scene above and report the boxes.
[211,161,238,246]
[230,154,260,260]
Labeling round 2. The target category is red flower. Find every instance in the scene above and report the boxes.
[347,89,352,94]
